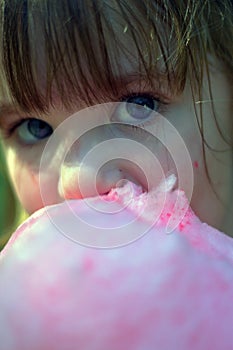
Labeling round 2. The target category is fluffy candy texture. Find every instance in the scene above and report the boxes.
[0,180,233,350]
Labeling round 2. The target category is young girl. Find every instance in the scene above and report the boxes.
[0,0,232,237]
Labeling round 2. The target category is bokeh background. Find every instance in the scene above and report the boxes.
[0,141,27,251]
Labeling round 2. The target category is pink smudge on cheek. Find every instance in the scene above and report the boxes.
[193,161,199,169]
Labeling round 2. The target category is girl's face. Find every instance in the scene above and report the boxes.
[0,56,232,236]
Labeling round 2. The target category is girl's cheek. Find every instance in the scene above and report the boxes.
[9,164,43,214]
[6,150,60,214]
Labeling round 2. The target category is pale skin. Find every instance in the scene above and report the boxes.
[0,55,232,237]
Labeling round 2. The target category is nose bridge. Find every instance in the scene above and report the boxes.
[59,125,121,199]
[63,125,111,166]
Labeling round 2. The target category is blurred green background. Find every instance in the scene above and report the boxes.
[0,141,26,251]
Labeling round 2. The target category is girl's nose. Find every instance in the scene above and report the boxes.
[58,126,148,200]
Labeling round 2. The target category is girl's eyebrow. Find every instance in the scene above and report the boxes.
[0,103,40,117]
[0,103,21,116]
[0,104,18,124]
[0,103,36,130]
[0,107,15,132]
[0,103,20,124]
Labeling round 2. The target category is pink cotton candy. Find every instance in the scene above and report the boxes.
[0,180,233,350]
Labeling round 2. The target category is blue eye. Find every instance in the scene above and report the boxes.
[17,118,53,144]
[125,94,157,120]
[111,93,160,127]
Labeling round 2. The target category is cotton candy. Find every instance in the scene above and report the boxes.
[0,180,233,350]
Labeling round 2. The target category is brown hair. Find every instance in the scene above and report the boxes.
[0,0,232,110]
